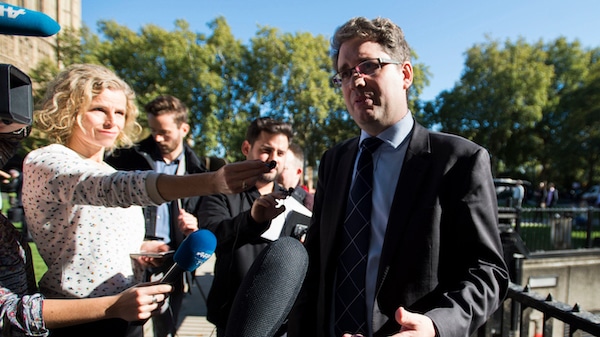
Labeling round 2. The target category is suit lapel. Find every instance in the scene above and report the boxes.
[321,138,359,269]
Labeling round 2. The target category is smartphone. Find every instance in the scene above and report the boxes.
[129,250,175,259]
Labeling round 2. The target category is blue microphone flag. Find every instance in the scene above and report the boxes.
[174,229,217,272]
[0,2,61,37]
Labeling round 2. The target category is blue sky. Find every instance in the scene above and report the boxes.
[82,0,600,101]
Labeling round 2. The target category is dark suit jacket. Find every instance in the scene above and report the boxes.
[288,122,509,337]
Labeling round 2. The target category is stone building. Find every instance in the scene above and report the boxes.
[0,0,81,74]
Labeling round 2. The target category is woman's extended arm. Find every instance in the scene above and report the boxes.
[42,283,172,328]
[155,159,271,200]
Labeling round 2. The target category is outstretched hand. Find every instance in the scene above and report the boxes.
[212,160,271,194]
[390,307,436,337]
[341,307,435,337]
[251,191,287,223]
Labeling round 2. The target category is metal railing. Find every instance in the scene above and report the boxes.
[499,282,600,337]
[477,210,600,337]
[498,207,600,252]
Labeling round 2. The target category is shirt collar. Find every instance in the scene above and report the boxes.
[359,111,414,149]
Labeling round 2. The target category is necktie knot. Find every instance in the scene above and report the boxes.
[361,137,383,155]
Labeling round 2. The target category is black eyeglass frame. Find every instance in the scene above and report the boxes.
[331,57,401,87]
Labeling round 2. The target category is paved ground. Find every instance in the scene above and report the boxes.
[144,255,217,337]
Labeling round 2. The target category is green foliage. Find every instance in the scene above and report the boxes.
[26,16,431,167]
[429,36,600,191]
[24,16,600,193]
[434,37,552,173]
[29,243,46,285]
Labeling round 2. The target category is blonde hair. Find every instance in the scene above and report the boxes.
[35,64,142,150]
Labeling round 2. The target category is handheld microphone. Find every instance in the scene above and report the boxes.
[0,2,61,37]
[225,237,309,337]
[160,229,217,284]
[132,229,216,326]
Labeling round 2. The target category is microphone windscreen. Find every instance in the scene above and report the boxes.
[225,237,309,337]
[0,3,61,37]
[174,229,216,271]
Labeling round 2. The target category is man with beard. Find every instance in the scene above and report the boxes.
[105,95,207,337]
[197,117,294,336]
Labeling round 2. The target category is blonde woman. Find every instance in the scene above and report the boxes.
[0,116,172,337]
[22,64,273,337]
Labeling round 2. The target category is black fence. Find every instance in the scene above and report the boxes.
[498,207,600,252]
[476,207,600,337]
[480,282,600,337]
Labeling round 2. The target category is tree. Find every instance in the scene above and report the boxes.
[430,36,600,192]
[431,37,553,175]
[241,28,346,166]
[535,38,596,188]
[559,53,600,187]
[25,17,430,170]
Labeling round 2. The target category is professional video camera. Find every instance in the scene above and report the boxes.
[0,63,32,224]
[0,0,62,125]
[0,2,61,225]
[0,63,33,126]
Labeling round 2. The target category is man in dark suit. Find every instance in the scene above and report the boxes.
[288,17,509,337]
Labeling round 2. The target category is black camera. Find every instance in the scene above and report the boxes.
[0,64,33,126]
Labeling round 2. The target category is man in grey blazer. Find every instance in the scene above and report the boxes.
[288,17,509,337]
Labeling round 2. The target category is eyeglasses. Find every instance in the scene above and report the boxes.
[331,58,400,87]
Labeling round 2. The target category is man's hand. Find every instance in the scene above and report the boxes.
[390,307,436,337]
[178,208,198,236]
[250,191,287,223]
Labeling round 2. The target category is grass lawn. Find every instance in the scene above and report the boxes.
[28,241,47,285]
[517,222,600,252]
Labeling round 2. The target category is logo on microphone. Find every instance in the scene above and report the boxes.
[195,251,212,263]
[0,4,26,19]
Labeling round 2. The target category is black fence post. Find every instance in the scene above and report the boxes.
[515,207,521,233]
[586,207,593,248]
[510,254,524,337]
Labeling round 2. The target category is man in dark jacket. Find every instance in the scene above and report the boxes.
[106,95,207,337]
[288,17,509,337]
[197,117,294,336]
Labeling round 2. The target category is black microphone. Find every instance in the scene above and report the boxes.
[0,2,61,37]
[225,237,309,337]
[160,229,216,284]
